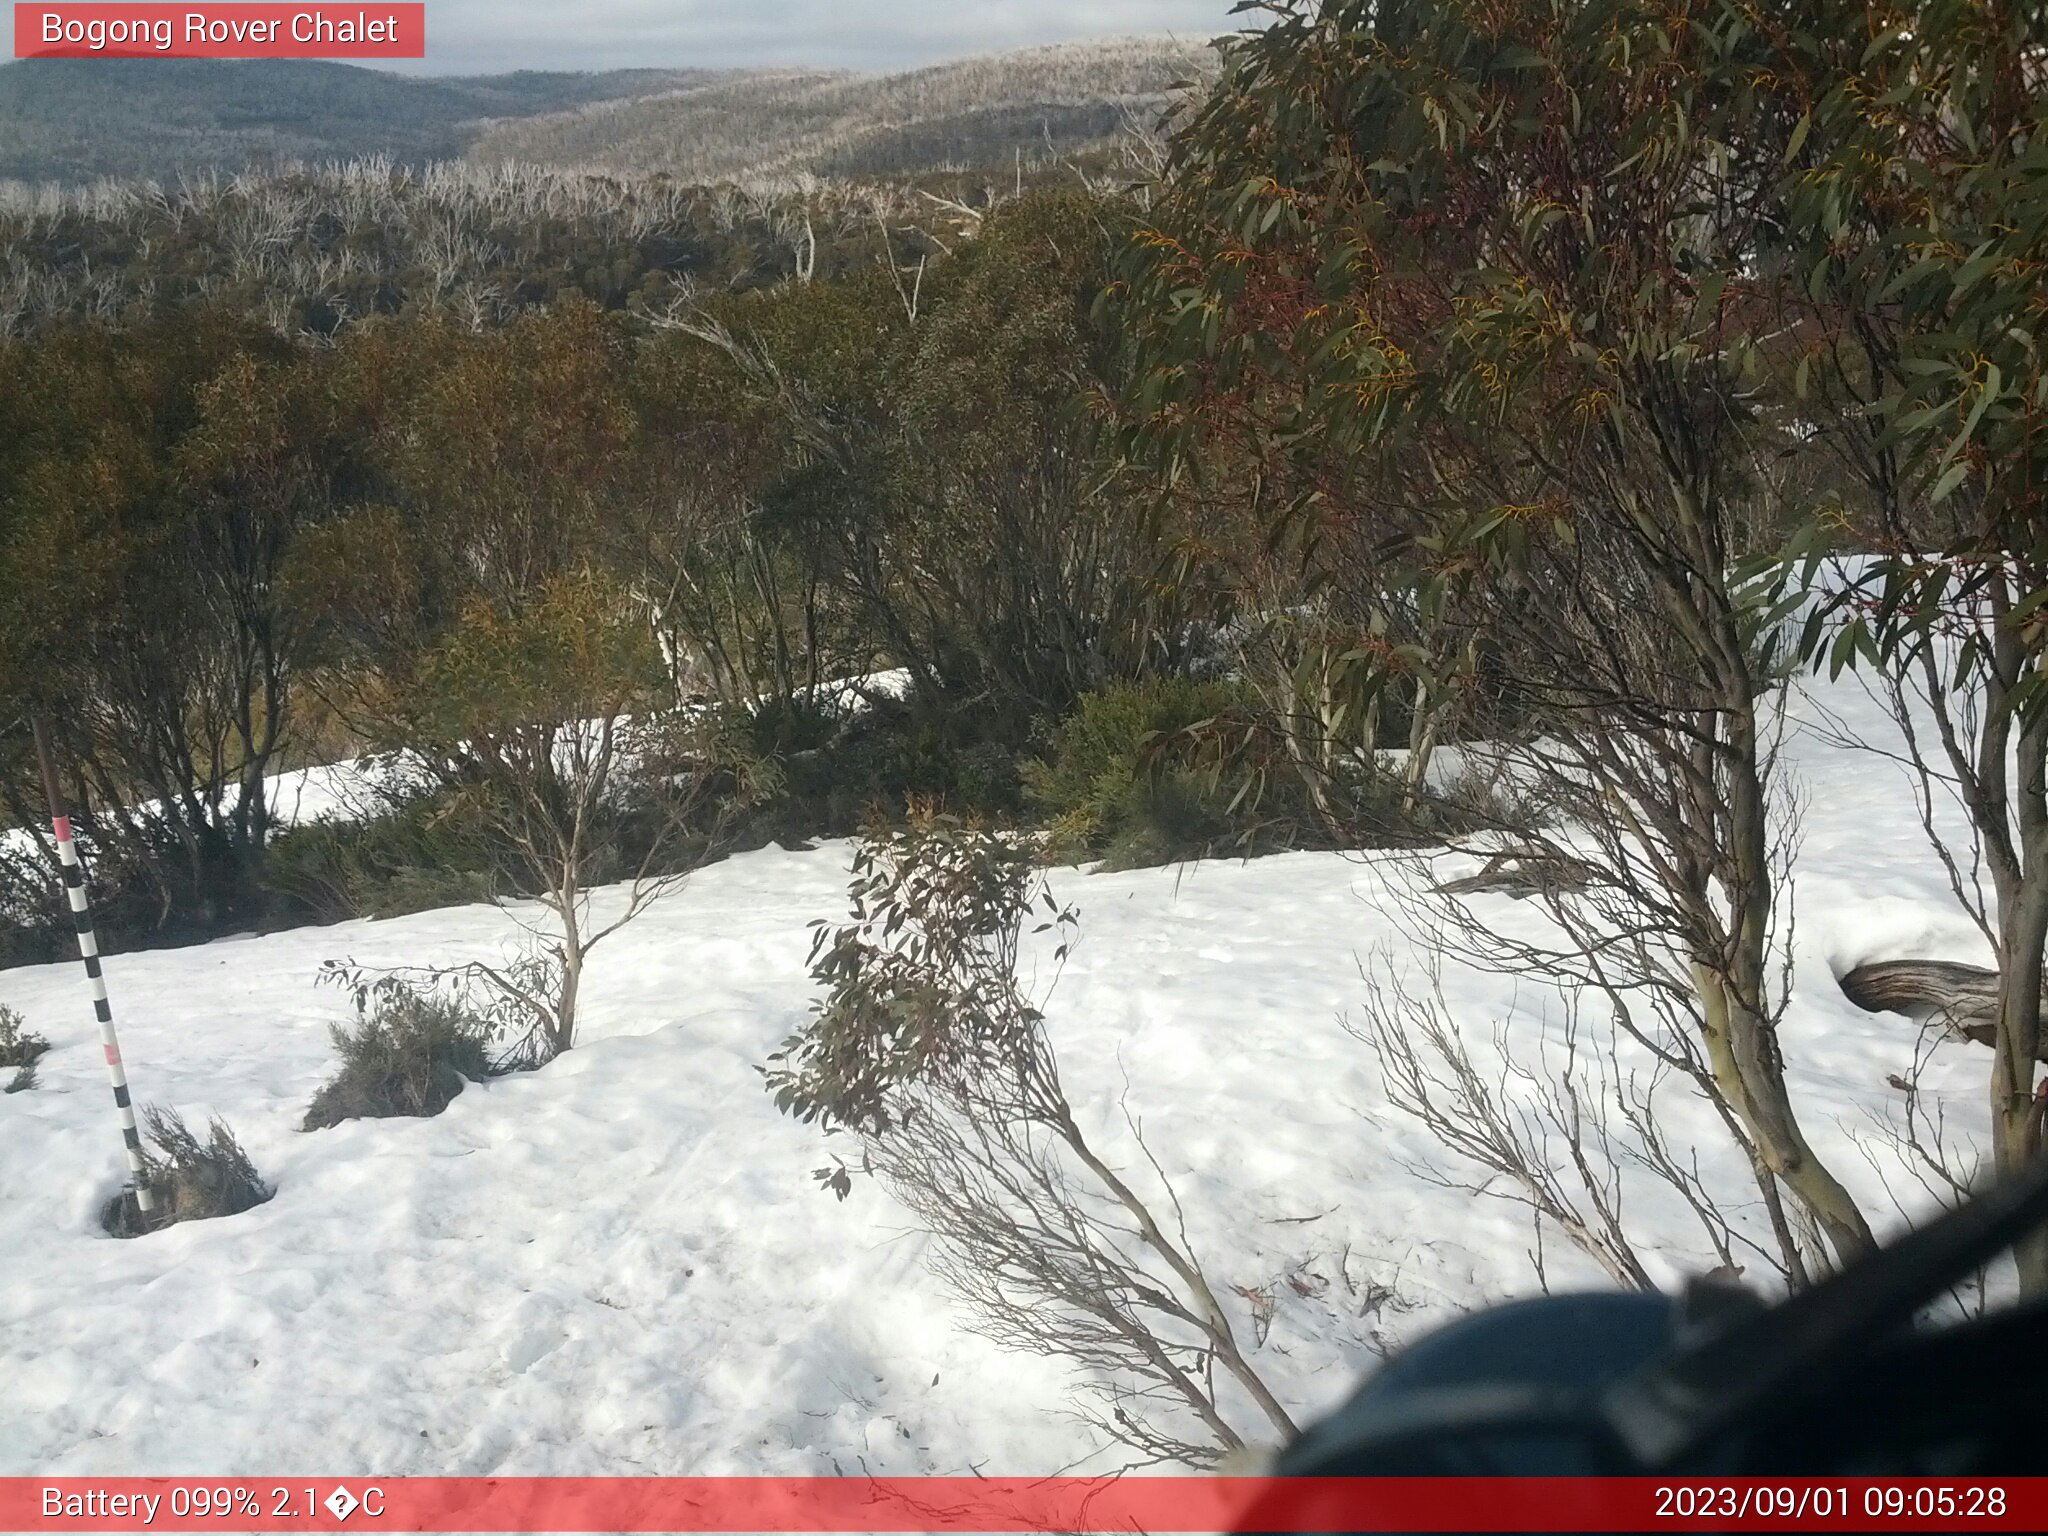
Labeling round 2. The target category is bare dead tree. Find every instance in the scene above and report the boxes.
[0,158,964,338]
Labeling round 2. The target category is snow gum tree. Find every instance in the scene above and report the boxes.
[679,194,1197,724]
[1764,0,2048,1292]
[291,302,692,1058]
[397,572,678,1058]
[0,315,354,931]
[1117,0,1876,1273]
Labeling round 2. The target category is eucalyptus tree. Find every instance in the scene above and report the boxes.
[1766,0,2048,1290]
[1118,0,1874,1272]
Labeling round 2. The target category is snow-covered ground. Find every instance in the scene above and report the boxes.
[0,674,2001,1475]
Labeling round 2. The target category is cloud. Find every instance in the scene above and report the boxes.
[395,0,1245,74]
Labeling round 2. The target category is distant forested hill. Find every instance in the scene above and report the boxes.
[0,38,1214,189]
[0,59,722,184]
[466,39,1216,183]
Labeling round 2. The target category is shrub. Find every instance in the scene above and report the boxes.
[1,1006,48,1094]
[1025,677,1290,869]
[764,815,1298,1462]
[0,817,237,964]
[0,844,65,968]
[701,687,1028,843]
[694,692,846,818]
[262,787,504,925]
[825,701,1025,825]
[1092,766,1247,872]
[0,1004,48,1068]
[102,1108,273,1237]
[303,982,498,1131]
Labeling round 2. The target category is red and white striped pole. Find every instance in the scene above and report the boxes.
[30,715,154,1218]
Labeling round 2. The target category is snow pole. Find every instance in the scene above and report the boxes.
[30,715,154,1217]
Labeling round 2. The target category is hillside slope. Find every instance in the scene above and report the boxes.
[465,38,1216,184]
[0,38,1214,188]
[0,59,722,184]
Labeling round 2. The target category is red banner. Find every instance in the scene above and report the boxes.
[2,1477,2044,1533]
[13,6,425,59]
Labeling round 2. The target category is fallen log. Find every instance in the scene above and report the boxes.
[1435,848,1601,901]
[1838,958,2048,1063]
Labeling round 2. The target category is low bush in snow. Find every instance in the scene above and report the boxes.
[303,976,499,1131]
[263,788,504,924]
[102,1108,274,1237]
[0,817,236,965]
[703,688,1028,841]
[0,1004,47,1066]
[766,814,1299,1463]
[1,1004,48,1093]
[1026,678,1312,869]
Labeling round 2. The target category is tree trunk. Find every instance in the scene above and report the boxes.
[1402,676,1435,818]
[1693,962,1873,1270]
[554,899,584,1057]
[1711,650,1874,1271]
[1977,605,2047,1294]
[1993,754,2048,1293]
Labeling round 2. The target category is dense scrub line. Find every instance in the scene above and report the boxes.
[0,182,1485,971]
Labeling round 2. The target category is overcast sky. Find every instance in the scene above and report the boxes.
[380,1,1248,75]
